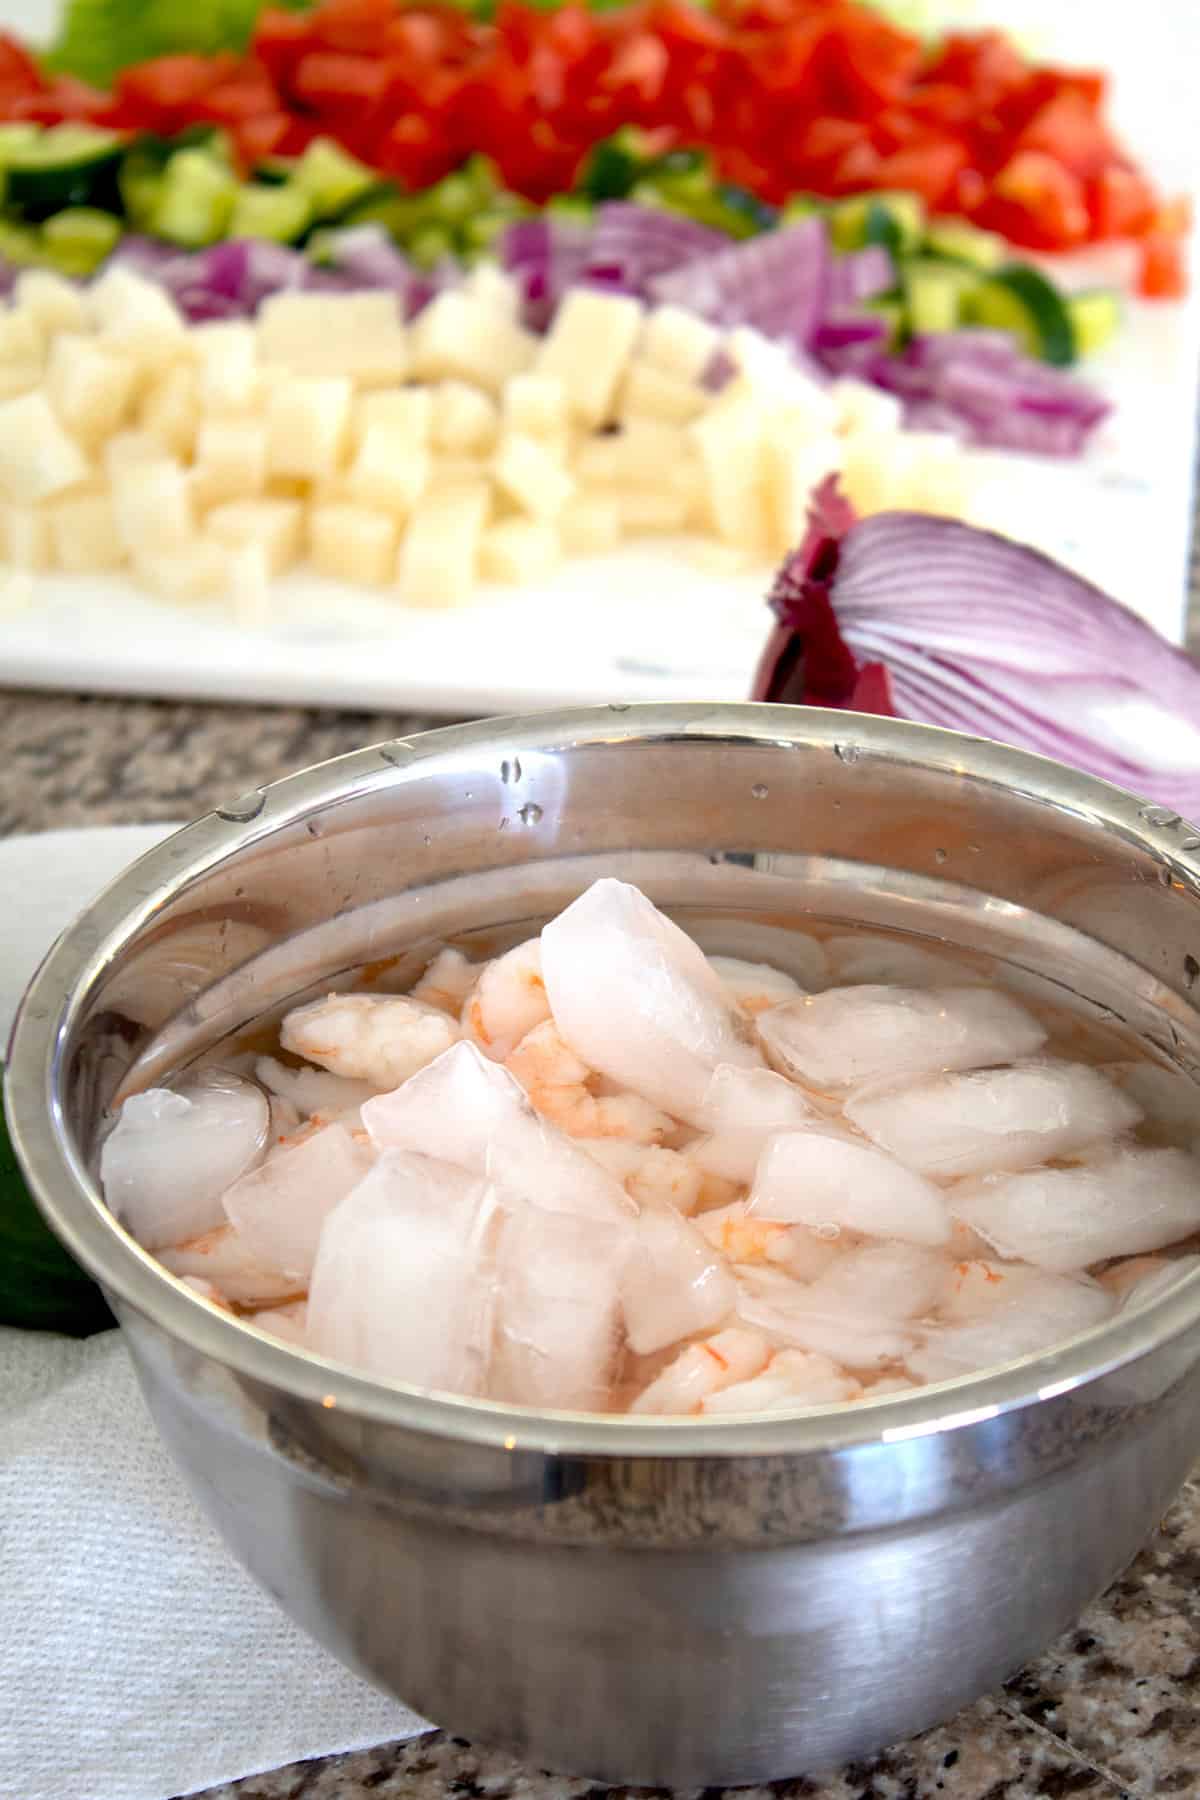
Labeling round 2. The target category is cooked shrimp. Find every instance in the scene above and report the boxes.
[506,1020,676,1143]
[178,1274,234,1313]
[245,1300,309,1346]
[462,938,551,1061]
[411,947,478,1018]
[280,992,459,1091]
[1098,1254,1169,1300]
[708,955,804,1017]
[694,1201,790,1265]
[701,1348,862,1414]
[160,1224,304,1307]
[630,1328,771,1415]
[583,1140,703,1213]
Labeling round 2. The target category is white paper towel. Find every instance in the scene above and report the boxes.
[0,828,429,1800]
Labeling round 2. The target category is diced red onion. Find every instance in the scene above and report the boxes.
[648,215,832,356]
[827,245,895,308]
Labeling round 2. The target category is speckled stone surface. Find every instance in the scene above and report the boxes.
[1,512,1198,1800]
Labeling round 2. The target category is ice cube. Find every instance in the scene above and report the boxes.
[256,1054,381,1122]
[307,1149,499,1394]
[489,1204,627,1410]
[758,985,1046,1091]
[748,1129,951,1246]
[1102,1060,1200,1149]
[690,1063,819,1183]
[100,1069,269,1251]
[910,1266,1114,1380]
[951,1146,1200,1273]
[1115,1253,1200,1314]
[620,1201,736,1354]
[630,1327,771,1415]
[539,878,761,1125]
[280,992,459,1090]
[824,935,985,988]
[159,1223,302,1306]
[222,1119,375,1281]
[846,1059,1142,1180]
[735,1265,915,1368]
[708,955,805,1015]
[363,1042,634,1224]
[804,1242,950,1319]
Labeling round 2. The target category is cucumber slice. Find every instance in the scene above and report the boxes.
[332,179,420,240]
[902,258,975,335]
[0,219,44,266]
[5,124,125,221]
[42,205,121,275]
[290,136,378,219]
[229,183,311,244]
[923,219,1007,270]
[1067,288,1121,357]
[408,223,455,268]
[151,146,237,247]
[832,191,926,255]
[966,262,1077,366]
[579,126,660,202]
[252,156,298,188]
[780,194,828,225]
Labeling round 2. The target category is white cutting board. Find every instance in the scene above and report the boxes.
[0,0,1195,715]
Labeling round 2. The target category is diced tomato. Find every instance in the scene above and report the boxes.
[0,33,41,92]
[984,148,1090,248]
[232,112,295,167]
[114,54,232,130]
[1089,163,1157,240]
[308,0,396,55]
[292,51,392,111]
[871,138,969,209]
[253,10,315,88]
[1017,90,1115,180]
[1138,232,1187,299]
[923,31,1028,111]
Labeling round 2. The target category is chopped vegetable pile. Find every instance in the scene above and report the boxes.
[0,0,1186,299]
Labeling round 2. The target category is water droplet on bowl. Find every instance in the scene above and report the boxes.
[751,783,768,801]
[518,803,543,826]
[834,743,859,765]
[934,848,948,864]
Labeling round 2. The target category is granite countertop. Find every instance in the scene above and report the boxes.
[2,522,1200,1800]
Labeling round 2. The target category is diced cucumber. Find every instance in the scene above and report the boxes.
[252,157,297,188]
[229,183,311,244]
[5,124,125,221]
[966,262,1077,366]
[408,223,455,268]
[923,219,1007,270]
[902,258,974,335]
[1067,288,1121,357]
[546,195,593,222]
[780,194,828,224]
[864,295,908,350]
[333,179,420,240]
[832,191,925,255]
[290,137,379,219]
[41,206,121,275]
[150,147,237,248]
[579,127,661,201]
[0,219,43,266]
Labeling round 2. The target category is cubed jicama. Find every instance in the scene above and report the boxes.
[139,363,200,460]
[557,492,622,554]
[257,291,409,386]
[266,375,351,479]
[0,390,90,504]
[690,391,773,552]
[111,457,194,553]
[493,433,574,521]
[409,291,536,390]
[759,985,1047,1091]
[0,503,53,570]
[191,416,268,507]
[88,266,186,361]
[502,372,568,440]
[0,307,44,365]
[346,423,430,516]
[309,502,398,585]
[351,387,432,451]
[191,321,259,413]
[49,490,125,571]
[534,289,643,426]
[134,540,230,602]
[14,268,87,337]
[614,489,691,532]
[639,305,721,382]
[396,482,490,607]
[432,380,498,454]
[205,498,303,576]
[619,359,706,425]
[479,517,560,584]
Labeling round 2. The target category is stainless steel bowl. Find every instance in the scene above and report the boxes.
[9,703,1200,1786]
